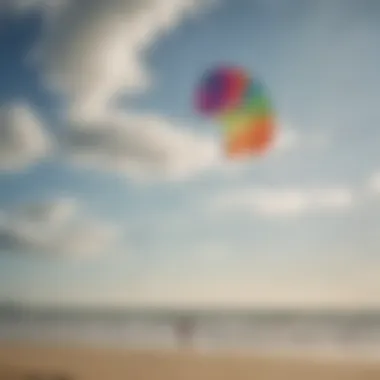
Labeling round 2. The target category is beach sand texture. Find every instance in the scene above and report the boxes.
[1,344,380,380]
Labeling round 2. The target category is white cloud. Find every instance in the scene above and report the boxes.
[272,126,331,152]
[0,103,52,171]
[368,172,380,194]
[272,127,299,151]
[179,242,231,269]
[64,111,220,181]
[0,198,119,258]
[37,0,214,118]
[212,186,354,217]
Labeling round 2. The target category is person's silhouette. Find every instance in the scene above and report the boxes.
[176,315,195,350]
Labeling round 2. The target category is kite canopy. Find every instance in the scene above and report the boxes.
[195,65,275,157]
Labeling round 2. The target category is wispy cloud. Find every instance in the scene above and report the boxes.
[64,110,220,181]
[211,186,354,217]
[367,172,380,195]
[0,198,119,258]
[0,103,53,171]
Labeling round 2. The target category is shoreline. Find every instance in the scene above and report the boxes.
[1,338,380,364]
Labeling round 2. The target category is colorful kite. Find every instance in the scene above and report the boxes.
[195,66,275,158]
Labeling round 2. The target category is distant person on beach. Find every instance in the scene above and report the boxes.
[176,316,195,350]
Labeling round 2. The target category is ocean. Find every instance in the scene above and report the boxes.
[2,308,380,360]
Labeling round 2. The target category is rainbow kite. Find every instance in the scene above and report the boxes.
[195,65,275,158]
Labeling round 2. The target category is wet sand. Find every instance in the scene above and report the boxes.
[1,343,380,380]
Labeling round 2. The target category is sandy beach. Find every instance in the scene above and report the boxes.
[1,344,380,380]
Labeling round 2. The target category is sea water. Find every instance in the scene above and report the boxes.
[1,309,380,360]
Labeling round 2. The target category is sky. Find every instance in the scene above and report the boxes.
[1,0,380,309]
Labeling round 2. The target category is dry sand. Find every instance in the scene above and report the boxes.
[1,344,380,380]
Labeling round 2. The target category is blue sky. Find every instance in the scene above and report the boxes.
[1,0,380,309]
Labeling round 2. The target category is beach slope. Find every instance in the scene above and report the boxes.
[1,344,380,380]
